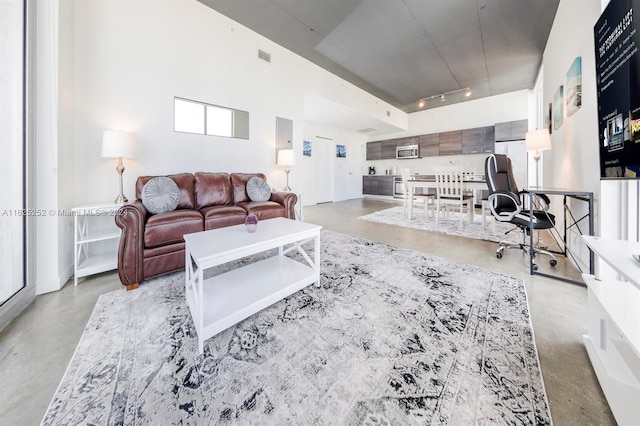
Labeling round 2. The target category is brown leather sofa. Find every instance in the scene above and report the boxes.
[115,172,297,290]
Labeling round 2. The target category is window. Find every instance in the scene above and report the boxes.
[174,97,249,139]
[0,0,26,306]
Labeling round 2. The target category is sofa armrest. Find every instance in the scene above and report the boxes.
[114,200,148,288]
[270,191,298,219]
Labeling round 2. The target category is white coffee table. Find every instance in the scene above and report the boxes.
[183,217,322,353]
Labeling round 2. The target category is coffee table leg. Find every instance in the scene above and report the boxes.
[314,232,321,287]
[197,266,204,353]
[185,245,206,354]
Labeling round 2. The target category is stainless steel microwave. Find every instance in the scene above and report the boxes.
[396,144,419,159]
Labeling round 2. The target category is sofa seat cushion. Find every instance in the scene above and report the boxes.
[144,209,203,248]
[201,205,247,230]
[238,201,285,220]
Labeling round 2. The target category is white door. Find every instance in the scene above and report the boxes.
[347,141,363,198]
[315,137,333,203]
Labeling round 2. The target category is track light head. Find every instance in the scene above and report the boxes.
[416,87,471,108]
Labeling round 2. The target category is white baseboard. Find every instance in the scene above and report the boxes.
[0,285,36,332]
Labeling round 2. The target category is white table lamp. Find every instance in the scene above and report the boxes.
[277,149,296,191]
[525,129,551,188]
[101,130,138,203]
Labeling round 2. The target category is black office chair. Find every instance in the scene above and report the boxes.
[484,154,557,270]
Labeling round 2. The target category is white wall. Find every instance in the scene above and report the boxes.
[302,121,367,205]
[541,0,606,272]
[34,0,404,293]
[366,90,531,176]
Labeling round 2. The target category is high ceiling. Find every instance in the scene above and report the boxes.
[197,0,559,113]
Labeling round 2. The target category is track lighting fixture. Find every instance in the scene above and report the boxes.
[417,87,471,108]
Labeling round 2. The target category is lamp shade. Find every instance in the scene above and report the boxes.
[101,130,138,159]
[277,149,296,166]
[525,129,551,152]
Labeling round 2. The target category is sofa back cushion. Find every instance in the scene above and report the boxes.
[194,172,233,209]
[231,173,267,204]
[136,173,195,210]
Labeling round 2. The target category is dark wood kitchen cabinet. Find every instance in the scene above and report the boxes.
[366,124,500,160]
[462,126,495,154]
[396,136,418,147]
[366,141,383,160]
[366,140,396,160]
[419,133,439,157]
[362,176,394,196]
[439,130,462,155]
[381,140,397,159]
[494,119,528,141]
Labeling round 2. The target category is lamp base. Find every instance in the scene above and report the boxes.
[115,158,128,204]
[284,168,291,192]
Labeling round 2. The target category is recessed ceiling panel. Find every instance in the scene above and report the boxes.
[198,0,560,113]
[436,30,488,88]
[404,0,479,46]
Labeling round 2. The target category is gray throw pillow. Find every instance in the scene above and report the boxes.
[141,176,180,214]
[246,176,271,202]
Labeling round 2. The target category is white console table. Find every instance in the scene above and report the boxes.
[581,236,640,425]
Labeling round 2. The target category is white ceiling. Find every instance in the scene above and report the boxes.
[303,92,405,137]
[198,0,559,114]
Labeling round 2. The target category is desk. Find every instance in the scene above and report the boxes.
[406,179,487,219]
[526,188,594,284]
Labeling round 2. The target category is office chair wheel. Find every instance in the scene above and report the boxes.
[550,259,557,267]
[496,252,502,259]
[532,263,539,271]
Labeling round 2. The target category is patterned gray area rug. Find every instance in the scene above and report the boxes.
[43,231,551,425]
[358,206,522,244]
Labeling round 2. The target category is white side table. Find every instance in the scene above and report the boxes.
[72,203,122,286]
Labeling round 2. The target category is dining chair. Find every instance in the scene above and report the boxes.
[434,166,474,226]
[461,168,476,200]
[400,168,436,218]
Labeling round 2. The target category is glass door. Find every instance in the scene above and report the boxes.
[0,0,26,305]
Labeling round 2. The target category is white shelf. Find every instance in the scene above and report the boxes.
[76,251,118,278]
[77,230,121,244]
[186,255,316,339]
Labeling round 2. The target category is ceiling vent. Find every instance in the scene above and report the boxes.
[357,128,377,133]
[258,49,271,63]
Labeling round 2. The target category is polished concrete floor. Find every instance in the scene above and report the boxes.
[0,198,615,425]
